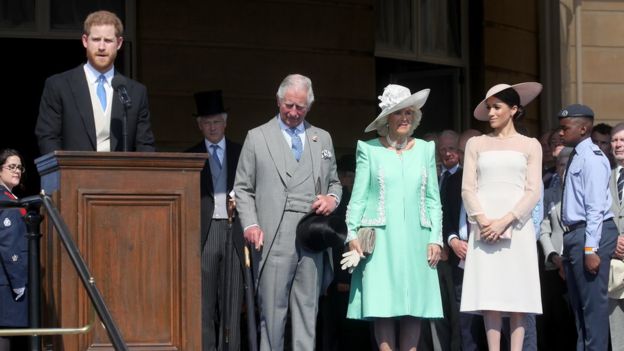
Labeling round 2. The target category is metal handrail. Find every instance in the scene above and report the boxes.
[0,192,128,350]
[0,302,96,336]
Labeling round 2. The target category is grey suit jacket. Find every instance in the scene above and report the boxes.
[609,168,624,233]
[234,116,342,278]
[540,185,565,270]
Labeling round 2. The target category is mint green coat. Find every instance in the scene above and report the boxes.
[346,138,443,319]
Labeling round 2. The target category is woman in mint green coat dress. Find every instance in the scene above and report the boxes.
[344,84,444,351]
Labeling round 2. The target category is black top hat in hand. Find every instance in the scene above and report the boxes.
[193,90,227,117]
[296,212,347,252]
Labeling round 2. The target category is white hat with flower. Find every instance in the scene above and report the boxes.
[365,84,430,136]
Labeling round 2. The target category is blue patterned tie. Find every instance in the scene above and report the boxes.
[96,74,107,111]
[287,127,302,161]
[210,144,221,169]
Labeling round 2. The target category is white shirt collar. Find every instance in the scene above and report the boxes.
[204,137,226,150]
[277,115,304,133]
[83,62,115,84]
[441,163,460,175]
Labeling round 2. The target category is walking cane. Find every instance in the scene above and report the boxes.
[222,197,236,351]
[227,196,257,351]
[243,243,258,351]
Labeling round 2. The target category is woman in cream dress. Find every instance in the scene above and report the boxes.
[460,83,543,351]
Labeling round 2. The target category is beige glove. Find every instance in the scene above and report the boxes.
[340,250,364,273]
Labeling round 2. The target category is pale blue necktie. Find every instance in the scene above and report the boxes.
[96,74,107,110]
[287,127,302,161]
[210,144,221,169]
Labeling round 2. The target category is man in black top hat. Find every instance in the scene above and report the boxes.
[185,90,243,351]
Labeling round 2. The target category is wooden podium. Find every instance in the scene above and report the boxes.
[36,151,207,351]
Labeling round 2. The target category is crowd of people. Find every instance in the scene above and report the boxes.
[2,8,624,351]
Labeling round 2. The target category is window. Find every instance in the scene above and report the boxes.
[0,0,35,29]
[376,0,466,66]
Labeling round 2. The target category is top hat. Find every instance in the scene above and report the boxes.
[193,90,227,117]
[296,212,347,252]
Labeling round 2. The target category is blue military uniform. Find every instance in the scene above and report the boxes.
[0,185,28,327]
[560,104,618,351]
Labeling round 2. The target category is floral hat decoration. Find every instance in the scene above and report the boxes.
[365,84,430,136]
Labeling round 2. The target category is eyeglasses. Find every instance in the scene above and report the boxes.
[3,164,25,173]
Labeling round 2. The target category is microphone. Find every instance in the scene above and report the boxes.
[111,75,132,109]
[111,75,131,151]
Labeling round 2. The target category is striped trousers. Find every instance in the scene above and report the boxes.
[202,219,244,351]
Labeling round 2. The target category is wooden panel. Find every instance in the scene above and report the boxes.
[139,44,374,99]
[583,83,624,121]
[483,26,539,75]
[583,11,624,47]
[484,0,537,31]
[138,2,374,52]
[136,0,375,151]
[83,196,180,349]
[37,152,204,351]
[584,1,624,12]
[581,47,624,83]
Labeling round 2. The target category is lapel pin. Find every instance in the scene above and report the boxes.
[312,135,318,142]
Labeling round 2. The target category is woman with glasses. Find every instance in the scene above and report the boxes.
[0,149,28,351]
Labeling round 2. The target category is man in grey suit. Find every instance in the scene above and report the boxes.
[608,123,624,351]
[234,74,341,351]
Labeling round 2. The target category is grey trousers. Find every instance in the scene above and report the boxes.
[563,220,617,351]
[257,211,324,351]
[610,298,624,351]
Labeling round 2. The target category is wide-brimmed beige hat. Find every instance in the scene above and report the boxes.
[365,85,430,134]
[473,82,542,121]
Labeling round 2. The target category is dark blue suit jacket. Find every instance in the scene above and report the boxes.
[35,65,156,155]
[0,185,28,327]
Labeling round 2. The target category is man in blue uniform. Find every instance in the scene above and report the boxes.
[558,104,618,351]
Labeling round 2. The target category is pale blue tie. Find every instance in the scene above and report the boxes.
[96,74,107,111]
[210,144,221,169]
[287,127,302,161]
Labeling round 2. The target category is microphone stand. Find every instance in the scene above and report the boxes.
[120,98,130,152]
[114,82,131,152]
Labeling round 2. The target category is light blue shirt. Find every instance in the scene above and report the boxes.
[531,184,544,240]
[562,137,613,249]
[441,163,460,177]
[277,115,306,150]
[83,63,114,112]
